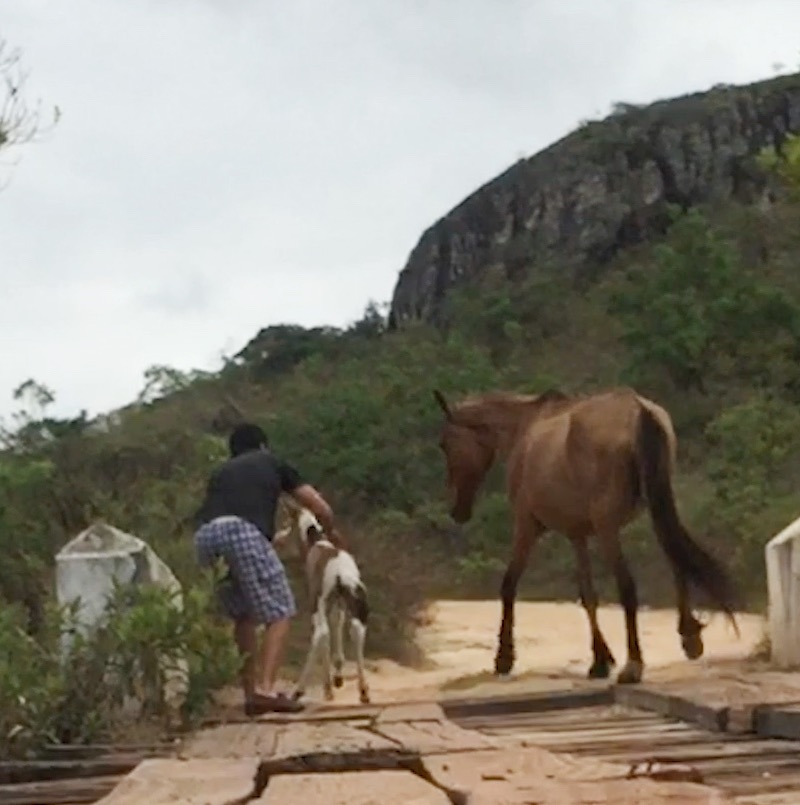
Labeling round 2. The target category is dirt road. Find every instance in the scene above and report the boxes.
[299,599,766,704]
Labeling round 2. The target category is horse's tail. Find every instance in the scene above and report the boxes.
[635,402,739,635]
[337,577,369,626]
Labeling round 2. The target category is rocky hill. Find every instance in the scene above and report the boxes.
[389,72,800,327]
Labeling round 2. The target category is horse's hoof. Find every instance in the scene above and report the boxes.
[682,634,704,660]
[616,661,643,685]
[588,661,612,680]
[291,689,304,701]
[333,674,344,688]
[359,690,371,704]
[494,653,514,676]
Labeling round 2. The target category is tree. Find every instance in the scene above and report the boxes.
[1,379,56,450]
[0,38,59,187]
[137,364,211,404]
[346,301,388,340]
[757,133,800,202]
[609,206,800,393]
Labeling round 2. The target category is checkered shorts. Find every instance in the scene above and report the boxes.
[194,516,297,624]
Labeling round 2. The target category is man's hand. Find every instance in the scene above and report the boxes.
[327,527,348,551]
[290,484,335,534]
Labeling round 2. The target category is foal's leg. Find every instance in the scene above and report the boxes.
[673,569,704,660]
[597,532,644,684]
[349,616,370,704]
[495,516,544,676]
[572,536,616,679]
[291,595,330,701]
[331,603,347,688]
[319,603,334,701]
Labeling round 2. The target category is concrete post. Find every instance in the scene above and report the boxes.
[765,514,800,668]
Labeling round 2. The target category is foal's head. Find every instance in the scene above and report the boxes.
[275,503,327,559]
[432,390,498,524]
[297,508,325,547]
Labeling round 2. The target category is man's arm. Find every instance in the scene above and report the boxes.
[277,460,338,539]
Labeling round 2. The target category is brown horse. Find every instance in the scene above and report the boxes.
[432,386,739,684]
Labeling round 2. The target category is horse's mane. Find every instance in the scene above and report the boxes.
[453,388,573,429]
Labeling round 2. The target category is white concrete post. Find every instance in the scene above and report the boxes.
[765,514,800,668]
[55,521,188,712]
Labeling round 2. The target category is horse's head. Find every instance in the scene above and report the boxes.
[432,389,496,524]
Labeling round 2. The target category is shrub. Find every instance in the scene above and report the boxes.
[0,573,240,759]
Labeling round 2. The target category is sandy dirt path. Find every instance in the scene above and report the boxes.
[291,599,766,705]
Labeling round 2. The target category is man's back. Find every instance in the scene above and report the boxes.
[196,449,302,540]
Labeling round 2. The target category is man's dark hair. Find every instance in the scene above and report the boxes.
[229,422,268,457]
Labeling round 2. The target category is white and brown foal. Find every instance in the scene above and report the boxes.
[275,506,370,704]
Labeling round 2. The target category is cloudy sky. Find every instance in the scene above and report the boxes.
[1,0,798,422]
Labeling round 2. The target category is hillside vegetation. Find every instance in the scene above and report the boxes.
[2,122,800,755]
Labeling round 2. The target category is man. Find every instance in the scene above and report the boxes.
[193,422,337,715]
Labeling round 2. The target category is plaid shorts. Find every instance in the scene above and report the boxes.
[194,516,297,624]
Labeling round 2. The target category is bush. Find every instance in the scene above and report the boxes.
[0,604,66,758]
[0,574,240,759]
[608,205,800,394]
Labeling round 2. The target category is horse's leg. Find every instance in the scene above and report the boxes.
[331,602,347,688]
[572,536,616,679]
[673,569,704,660]
[597,532,644,684]
[495,515,544,676]
[349,616,370,704]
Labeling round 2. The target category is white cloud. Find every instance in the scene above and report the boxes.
[0,0,798,420]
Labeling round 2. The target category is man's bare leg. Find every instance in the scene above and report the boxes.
[233,619,258,702]
[256,617,291,695]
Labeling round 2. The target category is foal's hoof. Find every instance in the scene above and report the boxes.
[359,689,371,705]
[333,673,344,688]
[682,633,704,661]
[616,661,643,685]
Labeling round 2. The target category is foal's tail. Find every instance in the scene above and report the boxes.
[635,403,740,635]
[337,577,369,626]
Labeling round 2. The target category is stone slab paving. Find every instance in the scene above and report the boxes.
[93,701,735,804]
[642,665,800,712]
[92,757,259,804]
[179,721,281,759]
[420,748,733,804]
[272,720,399,758]
[257,770,451,804]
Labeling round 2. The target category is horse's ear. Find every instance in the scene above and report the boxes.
[433,389,453,420]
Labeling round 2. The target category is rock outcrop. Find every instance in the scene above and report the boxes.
[388,72,800,328]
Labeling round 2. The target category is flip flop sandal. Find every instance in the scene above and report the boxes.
[244,692,305,716]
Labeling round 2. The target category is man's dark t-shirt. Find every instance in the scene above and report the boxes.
[195,449,304,540]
